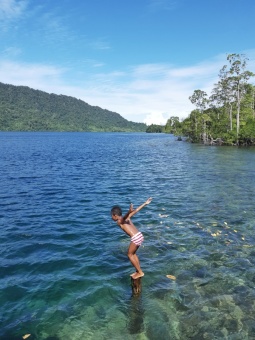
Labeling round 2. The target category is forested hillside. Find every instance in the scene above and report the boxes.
[0,82,146,132]
[165,54,255,145]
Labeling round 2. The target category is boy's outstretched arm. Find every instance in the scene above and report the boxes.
[122,203,135,220]
[124,197,152,219]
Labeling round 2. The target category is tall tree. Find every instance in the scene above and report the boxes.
[210,65,235,131]
[171,53,255,145]
[165,116,180,134]
[189,90,208,142]
[252,85,255,119]
[224,54,254,139]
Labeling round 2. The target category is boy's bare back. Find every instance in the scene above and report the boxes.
[112,197,152,237]
[117,216,139,238]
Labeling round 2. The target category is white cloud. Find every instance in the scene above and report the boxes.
[1,50,255,125]
[90,40,110,50]
[1,46,22,57]
[143,112,169,125]
[0,0,28,20]
[0,60,65,89]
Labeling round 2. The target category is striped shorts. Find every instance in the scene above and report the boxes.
[131,232,144,246]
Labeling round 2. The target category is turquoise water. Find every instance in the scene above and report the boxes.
[1,132,255,340]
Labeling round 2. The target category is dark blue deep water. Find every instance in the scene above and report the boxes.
[1,132,255,340]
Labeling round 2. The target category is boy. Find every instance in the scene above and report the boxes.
[111,197,152,279]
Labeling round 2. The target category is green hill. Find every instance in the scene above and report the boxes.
[0,82,146,132]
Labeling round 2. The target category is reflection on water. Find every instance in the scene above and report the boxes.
[128,293,144,334]
[0,132,255,339]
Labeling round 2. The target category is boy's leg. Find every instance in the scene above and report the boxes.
[127,242,144,279]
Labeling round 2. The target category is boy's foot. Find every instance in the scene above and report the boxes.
[132,272,144,279]
[130,272,137,277]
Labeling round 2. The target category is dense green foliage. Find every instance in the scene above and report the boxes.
[146,124,165,133]
[168,54,255,145]
[0,82,146,132]
[165,116,181,134]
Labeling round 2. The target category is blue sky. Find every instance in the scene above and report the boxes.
[0,0,255,124]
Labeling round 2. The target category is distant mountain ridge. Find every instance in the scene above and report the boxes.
[0,82,146,132]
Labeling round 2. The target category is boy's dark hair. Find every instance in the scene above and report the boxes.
[111,205,122,216]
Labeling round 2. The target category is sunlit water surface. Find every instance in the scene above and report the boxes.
[1,132,255,340]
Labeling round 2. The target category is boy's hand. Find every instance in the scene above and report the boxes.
[129,203,134,212]
[145,197,152,205]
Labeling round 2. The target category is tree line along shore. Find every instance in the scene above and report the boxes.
[147,54,255,146]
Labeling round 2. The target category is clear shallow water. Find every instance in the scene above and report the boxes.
[1,132,255,340]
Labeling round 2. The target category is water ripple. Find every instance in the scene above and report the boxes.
[1,132,255,339]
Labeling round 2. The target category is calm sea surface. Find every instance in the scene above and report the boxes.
[1,132,255,340]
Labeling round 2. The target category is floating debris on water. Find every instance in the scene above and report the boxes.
[159,214,169,218]
[166,274,176,280]
[22,335,31,340]
[211,231,222,237]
